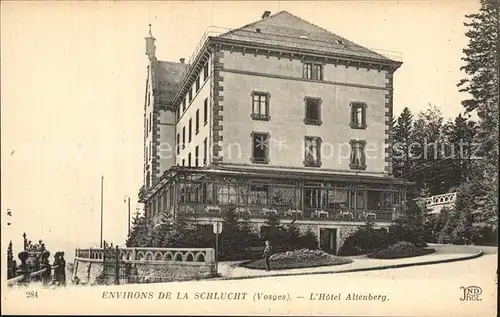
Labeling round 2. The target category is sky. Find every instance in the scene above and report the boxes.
[1,1,479,260]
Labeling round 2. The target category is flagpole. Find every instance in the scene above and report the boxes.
[100,175,104,248]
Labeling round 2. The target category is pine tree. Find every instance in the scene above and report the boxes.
[442,114,477,191]
[457,0,499,231]
[263,212,289,250]
[151,212,174,247]
[219,206,243,259]
[393,107,414,179]
[126,212,151,247]
[285,221,301,249]
[410,104,449,196]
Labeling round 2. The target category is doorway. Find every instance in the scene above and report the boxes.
[319,228,337,254]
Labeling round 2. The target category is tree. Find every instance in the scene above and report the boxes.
[126,212,154,247]
[262,212,290,251]
[393,107,414,179]
[441,114,477,190]
[410,104,450,196]
[457,0,499,232]
[150,212,174,247]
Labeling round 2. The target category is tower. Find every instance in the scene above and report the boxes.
[143,24,156,190]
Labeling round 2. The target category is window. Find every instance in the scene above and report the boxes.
[195,146,199,167]
[251,132,270,164]
[351,190,366,211]
[182,159,185,166]
[272,186,295,207]
[217,184,239,204]
[304,136,322,167]
[203,98,208,125]
[350,102,367,129]
[182,126,186,149]
[325,188,349,209]
[182,98,186,113]
[145,117,149,138]
[350,140,367,170]
[176,133,180,154]
[303,62,323,80]
[188,153,192,167]
[149,113,152,131]
[249,183,269,205]
[148,141,151,160]
[176,109,180,121]
[303,183,322,208]
[304,97,322,125]
[195,109,200,134]
[251,92,270,120]
[188,87,193,103]
[188,118,192,142]
[195,76,200,92]
[203,138,207,165]
[203,62,209,81]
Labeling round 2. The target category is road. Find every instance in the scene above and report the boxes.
[3,252,497,316]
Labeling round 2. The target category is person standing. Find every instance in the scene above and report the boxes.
[262,241,272,271]
[59,252,66,286]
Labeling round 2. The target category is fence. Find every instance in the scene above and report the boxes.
[7,265,60,286]
[415,192,457,214]
[73,246,216,284]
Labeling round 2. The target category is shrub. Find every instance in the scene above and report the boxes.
[337,227,396,256]
[241,248,352,270]
[367,241,436,259]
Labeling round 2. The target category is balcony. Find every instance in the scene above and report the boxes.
[174,202,395,223]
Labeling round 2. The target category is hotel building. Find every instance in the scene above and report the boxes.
[138,11,409,253]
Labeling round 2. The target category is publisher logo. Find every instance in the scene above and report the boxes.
[459,286,482,301]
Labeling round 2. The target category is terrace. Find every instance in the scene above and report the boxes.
[142,167,408,224]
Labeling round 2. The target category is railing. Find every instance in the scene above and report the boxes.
[7,265,59,286]
[415,192,457,214]
[75,247,215,265]
[176,26,231,90]
[172,203,395,222]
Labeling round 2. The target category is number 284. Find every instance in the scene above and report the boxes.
[26,291,38,298]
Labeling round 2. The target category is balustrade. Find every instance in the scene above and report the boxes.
[74,247,214,265]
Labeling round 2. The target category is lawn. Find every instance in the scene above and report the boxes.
[241,249,353,270]
[367,241,436,259]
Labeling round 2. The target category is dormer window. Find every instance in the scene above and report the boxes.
[255,28,261,33]
[336,39,344,45]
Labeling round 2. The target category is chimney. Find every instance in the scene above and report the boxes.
[262,11,271,19]
[179,58,185,64]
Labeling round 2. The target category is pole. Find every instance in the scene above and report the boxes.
[100,175,104,248]
[215,221,219,275]
[127,197,131,236]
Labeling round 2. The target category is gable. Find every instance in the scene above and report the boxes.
[154,61,189,104]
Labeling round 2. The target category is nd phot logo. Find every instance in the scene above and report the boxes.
[459,286,482,301]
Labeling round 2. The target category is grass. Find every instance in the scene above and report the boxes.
[367,241,436,259]
[241,249,353,270]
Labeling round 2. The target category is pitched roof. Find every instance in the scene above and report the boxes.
[217,11,395,63]
[154,60,189,103]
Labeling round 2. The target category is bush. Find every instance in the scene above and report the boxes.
[241,248,352,270]
[337,227,396,256]
[367,241,436,259]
